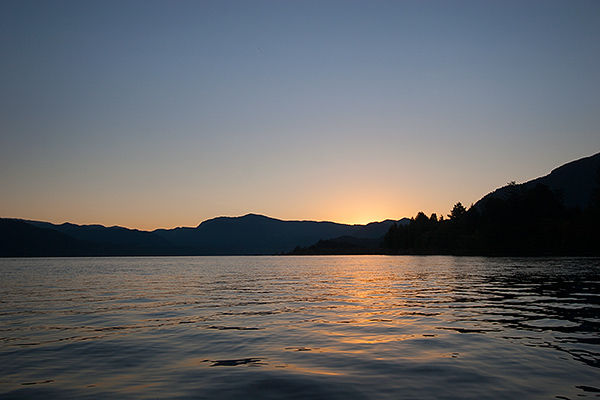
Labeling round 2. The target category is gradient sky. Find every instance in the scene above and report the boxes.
[2,0,599,230]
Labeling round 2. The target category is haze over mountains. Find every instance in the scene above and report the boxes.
[2,152,599,257]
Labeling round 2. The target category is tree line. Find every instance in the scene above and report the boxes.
[382,179,600,256]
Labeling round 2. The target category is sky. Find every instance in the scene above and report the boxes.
[1,0,600,231]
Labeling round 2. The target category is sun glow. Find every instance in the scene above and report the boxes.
[325,201,411,226]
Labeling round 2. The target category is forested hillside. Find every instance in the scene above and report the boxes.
[382,181,600,256]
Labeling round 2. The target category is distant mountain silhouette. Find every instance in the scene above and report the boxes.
[153,214,409,255]
[476,152,600,211]
[287,236,384,255]
[28,221,171,247]
[1,219,183,257]
[0,219,101,257]
[1,214,409,257]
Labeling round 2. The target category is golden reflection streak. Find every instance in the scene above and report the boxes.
[122,383,161,392]
[301,258,432,349]
[312,328,418,345]
[280,365,342,376]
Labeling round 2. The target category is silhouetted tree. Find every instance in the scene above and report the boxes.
[449,202,467,221]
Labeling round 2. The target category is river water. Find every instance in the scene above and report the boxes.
[1,256,599,399]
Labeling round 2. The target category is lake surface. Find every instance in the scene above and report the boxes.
[1,256,599,399]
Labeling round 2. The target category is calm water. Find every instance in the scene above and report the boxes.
[1,256,599,399]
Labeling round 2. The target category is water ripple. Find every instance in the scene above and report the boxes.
[1,256,599,399]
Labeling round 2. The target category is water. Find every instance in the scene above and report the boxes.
[1,256,599,399]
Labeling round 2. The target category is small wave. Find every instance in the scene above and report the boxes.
[204,357,266,367]
[21,380,54,386]
[285,347,316,351]
[207,325,262,330]
[575,385,600,393]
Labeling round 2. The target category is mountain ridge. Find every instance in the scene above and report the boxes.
[2,214,409,256]
[2,152,598,257]
[475,152,600,211]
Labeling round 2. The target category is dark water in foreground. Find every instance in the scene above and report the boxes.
[1,256,599,399]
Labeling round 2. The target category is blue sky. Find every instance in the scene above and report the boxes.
[1,0,599,230]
